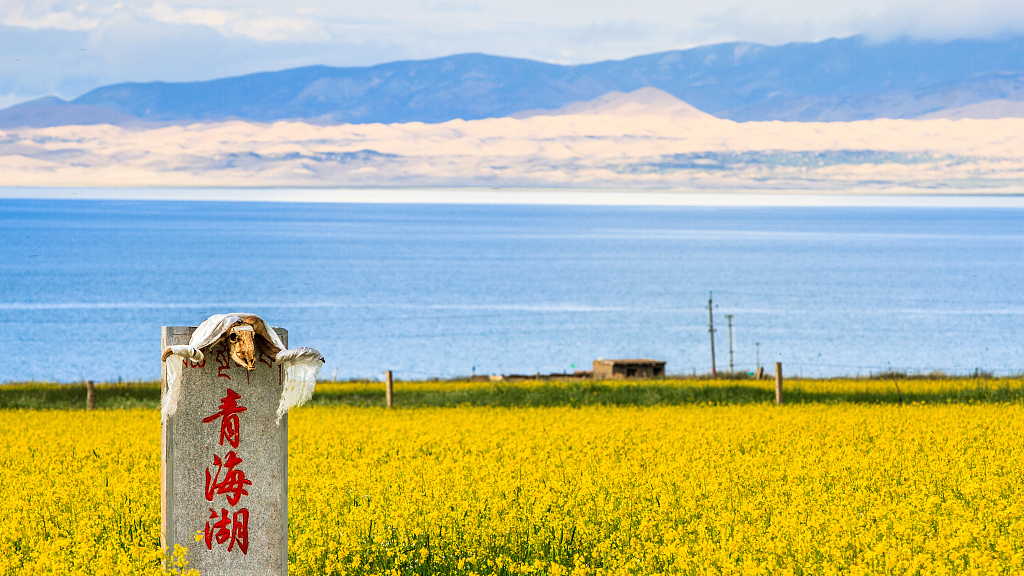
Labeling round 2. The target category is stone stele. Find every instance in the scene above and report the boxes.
[162,325,288,576]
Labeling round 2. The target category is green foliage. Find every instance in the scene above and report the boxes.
[0,381,160,410]
[5,375,1023,410]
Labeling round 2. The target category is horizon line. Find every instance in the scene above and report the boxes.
[3,187,1024,208]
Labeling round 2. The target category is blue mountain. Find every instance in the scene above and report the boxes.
[4,35,1024,127]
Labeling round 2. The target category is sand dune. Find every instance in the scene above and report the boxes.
[1,88,1023,191]
[512,88,717,120]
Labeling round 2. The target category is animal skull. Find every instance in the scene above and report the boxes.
[160,313,286,379]
[227,324,257,370]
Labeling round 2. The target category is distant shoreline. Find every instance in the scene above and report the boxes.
[4,187,1024,208]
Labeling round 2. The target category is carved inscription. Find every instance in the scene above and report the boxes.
[202,388,252,555]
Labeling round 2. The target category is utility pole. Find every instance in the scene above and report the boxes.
[756,342,761,372]
[707,292,716,375]
[725,314,734,374]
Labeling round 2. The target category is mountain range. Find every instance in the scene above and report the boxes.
[4,34,1024,128]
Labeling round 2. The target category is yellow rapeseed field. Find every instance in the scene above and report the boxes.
[2,402,1024,575]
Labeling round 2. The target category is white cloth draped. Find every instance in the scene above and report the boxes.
[162,313,324,423]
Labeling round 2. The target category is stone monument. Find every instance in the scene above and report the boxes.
[161,314,323,576]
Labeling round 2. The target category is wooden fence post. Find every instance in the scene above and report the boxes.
[385,370,393,408]
[774,363,783,405]
[86,380,95,411]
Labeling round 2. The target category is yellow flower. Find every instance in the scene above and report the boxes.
[4,384,1024,575]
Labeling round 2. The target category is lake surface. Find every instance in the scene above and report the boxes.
[1,197,1022,382]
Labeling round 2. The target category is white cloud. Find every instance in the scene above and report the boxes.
[232,15,329,42]
[857,0,1024,41]
[5,1,1024,53]
[2,2,99,30]
[145,2,330,42]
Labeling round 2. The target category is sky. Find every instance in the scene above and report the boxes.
[3,0,1024,108]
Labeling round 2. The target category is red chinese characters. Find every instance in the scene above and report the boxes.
[216,345,233,380]
[202,388,247,448]
[204,451,251,506]
[204,508,249,554]
[203,388,251,555]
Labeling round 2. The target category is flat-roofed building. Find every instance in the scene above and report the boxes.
[592,359,666,379]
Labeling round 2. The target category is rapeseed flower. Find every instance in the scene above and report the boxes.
[3,402,1024,574]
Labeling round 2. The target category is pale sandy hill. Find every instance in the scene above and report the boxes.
[916,99,1024,120]
[3,101,1024,190]
[513,87,716,120]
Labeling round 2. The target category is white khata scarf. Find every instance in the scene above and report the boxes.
[161,313,324,424]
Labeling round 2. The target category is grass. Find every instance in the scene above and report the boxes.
[3,374,1024,409]
[0,381,161,410]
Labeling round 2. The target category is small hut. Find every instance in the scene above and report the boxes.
[592,359,666,379]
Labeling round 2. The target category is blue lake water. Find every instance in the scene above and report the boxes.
[1,197,1022,382]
